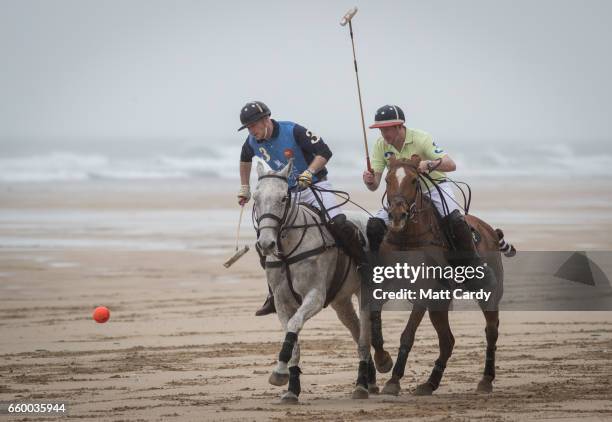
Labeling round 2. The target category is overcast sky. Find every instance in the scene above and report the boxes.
[1,0,611,152]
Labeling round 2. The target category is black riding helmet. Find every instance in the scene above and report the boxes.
[369,105,405,129]
[238,101,271,131]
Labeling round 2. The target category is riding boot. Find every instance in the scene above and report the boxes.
[327,214,369,269]
[442,210,496,291]
[443,210,478,265]
[255,292,276,316]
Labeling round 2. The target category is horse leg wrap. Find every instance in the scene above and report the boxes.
[484,346,496,379]
[427,359,446,391]
[288,366,302,396]
[392,346,410,379]
[356,360,368,388]
[367,356,376,385]
[279,332,298,363]
[370,310,384,350]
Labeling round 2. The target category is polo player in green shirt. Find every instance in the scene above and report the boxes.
[363,104,484,270]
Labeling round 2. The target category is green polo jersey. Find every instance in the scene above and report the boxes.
[371,128,447,190]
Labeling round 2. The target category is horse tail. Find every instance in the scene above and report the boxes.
[495,228,516,257]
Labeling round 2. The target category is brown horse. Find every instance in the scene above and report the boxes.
[375,155,514,396]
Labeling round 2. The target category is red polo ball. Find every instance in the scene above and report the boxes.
[93,306,110,323]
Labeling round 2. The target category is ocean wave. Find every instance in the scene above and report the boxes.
[1,143,611,183]
[0,152,233,182]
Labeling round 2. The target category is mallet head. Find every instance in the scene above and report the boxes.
[223,245,250,268]
[340,7,358,26]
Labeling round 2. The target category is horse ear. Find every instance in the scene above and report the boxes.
[280,158,294,178]
[388,154,397,166]
[410,154,422,166]
[256,160,265,178]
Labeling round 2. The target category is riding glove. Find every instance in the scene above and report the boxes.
[237,184,251,204]
[297,170,313,188]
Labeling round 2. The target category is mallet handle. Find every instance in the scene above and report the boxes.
[235,205,245,250]
[348,19,372,173]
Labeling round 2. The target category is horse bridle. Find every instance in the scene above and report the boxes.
[255,174,293,233]
[385,192,419,222]
[253,174,327,261]
[384,165,422,223]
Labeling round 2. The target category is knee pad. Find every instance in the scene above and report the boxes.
[327,213,347,240]
[329,213,347,227]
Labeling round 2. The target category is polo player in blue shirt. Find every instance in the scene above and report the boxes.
[237,101,371,316]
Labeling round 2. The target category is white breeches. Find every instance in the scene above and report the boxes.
[292,180,341,219]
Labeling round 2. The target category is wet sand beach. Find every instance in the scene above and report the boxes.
[1,179,611,421]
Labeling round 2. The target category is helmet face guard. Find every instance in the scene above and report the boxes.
[238,101,271,131]
[369,105,405,129]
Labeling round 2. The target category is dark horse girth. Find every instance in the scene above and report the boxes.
[255,174,353,307]
[265,247,352,308]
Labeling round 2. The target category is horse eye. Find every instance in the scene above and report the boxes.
[281,195,288,203]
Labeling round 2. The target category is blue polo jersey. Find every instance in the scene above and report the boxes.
[242,120,332,190]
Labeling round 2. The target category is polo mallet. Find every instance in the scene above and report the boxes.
[340,6,372,173]
[223,205,250,268]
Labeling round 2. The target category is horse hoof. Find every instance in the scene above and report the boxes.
[381,379,401,396]
[268,371,289,386]
[374,350,393,373]
[368,383,380,394]
[476,376,494,393]
[351,385,369,400]
[414,382,434,396]
[280,391,299,404]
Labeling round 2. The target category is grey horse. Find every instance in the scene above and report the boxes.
[253,159,374,403]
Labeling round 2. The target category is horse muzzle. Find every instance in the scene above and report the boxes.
[256,238,276,255]
[387,208,408,232]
